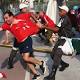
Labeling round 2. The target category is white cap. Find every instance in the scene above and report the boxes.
[19,3,29,9]
[59,5,69,12]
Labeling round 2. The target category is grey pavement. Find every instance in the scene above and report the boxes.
[0,34,80,80]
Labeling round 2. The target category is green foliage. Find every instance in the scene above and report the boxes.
[40,0,44,3]
[3,0,19,4]
[73,0,78,2]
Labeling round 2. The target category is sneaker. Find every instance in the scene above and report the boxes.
[44,75,55,80]
[40,61,45,73]
[7,65,13,69]
[59,63,69,71]
[44,71,55,80]
[32,74,40,79]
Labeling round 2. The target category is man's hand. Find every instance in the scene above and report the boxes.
[36,21,44,29]
[0,27,3,31]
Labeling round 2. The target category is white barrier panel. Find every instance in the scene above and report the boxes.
[25,66,31,80]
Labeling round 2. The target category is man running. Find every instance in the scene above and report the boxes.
[0,10,45,79]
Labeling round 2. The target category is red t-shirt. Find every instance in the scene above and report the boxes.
[2,20,39,43]
[41,14,58,32]
[16,13,31,21]
[43,14,55,28]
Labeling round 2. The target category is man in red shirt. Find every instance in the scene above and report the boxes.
[7,2,40,72]
[38,11,58,45]
[0,10,45,79]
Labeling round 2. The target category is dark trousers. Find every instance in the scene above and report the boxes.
[51,38,66,67]
[44,38,66,80]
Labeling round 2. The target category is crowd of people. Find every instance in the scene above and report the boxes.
[0,0,80,80]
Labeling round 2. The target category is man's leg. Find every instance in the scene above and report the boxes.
[27,63,40,79]
[22,53,45,73]
[7,47,18,69]
[44,39,66,80]
[7,38,19,69]
[44,48,63,80]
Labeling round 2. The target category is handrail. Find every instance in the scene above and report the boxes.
[0,44,52,53]
[0,44,73,56]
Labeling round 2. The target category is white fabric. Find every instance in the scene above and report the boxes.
[58,37,74,55]
[46,0,59,24]
[57,18,64,27]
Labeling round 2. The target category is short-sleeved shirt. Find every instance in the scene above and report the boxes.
[2,20,39,43]
[16,12,31,22]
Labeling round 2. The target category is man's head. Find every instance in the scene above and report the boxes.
[19,3,29,13]
[59,5,69,16]
[4,10,14,24]
[39,11,45,17]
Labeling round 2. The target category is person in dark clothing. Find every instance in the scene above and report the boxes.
[67,10,79,38]
[44,5,73,80]
[67,10,78,31]
[7,38,19,69]
[77,8,80,32]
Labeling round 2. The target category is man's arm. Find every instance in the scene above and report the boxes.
[44,24,59,33]
[30,13,38,23]
[30,13,59,33]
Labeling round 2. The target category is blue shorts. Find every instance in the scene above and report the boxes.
[18,37,33,54]
[13,38,19,48]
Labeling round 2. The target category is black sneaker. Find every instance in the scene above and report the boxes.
[7,65,13,69]
[44,67,57,80]
[7,64,13,69]
[40,61,45,73]
[59,63,69,71]
[44,75,55,80]
[32,74,40,79]
[44,71,55,80]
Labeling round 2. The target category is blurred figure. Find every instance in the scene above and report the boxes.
[49,33,59,47]
[0,72,7,79]
[67,10,78,37]
[35,11,46,41]
[38,11,58,46]
[0,9,4,24]
[77,8,80,32]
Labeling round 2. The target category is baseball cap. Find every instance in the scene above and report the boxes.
[59,5,69,12]
[19,3,29,9]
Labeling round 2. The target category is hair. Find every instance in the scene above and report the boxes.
[36,12,39,14]
[4,10,14,16]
